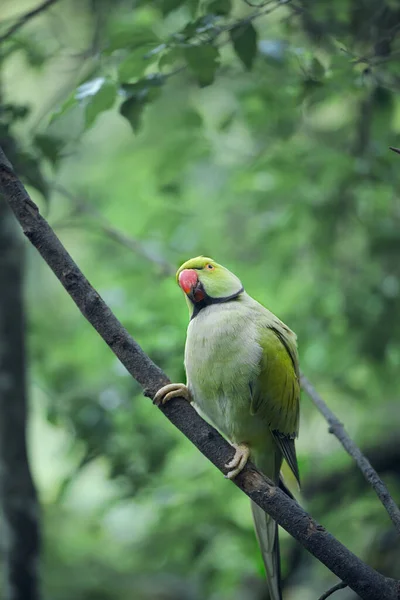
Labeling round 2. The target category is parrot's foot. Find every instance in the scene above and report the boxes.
[153,383,192,406]
[225,443,250,479]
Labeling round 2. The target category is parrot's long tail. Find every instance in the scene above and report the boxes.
[251,500,282,600]
[251,446,283,600]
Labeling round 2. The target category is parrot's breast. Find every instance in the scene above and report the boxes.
[184,297,266,445]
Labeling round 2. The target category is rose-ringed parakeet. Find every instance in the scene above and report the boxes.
[154,257,300,600]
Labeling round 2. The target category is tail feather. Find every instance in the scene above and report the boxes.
[251,501,282,600]
[252,444,283,599]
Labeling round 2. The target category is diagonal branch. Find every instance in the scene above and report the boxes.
[301,374,400,536]
[51,182,400,537]
[52,182,400,539]
[0,0,61,45]
[0,145,399,600]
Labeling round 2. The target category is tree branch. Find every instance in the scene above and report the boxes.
[301,374,400,536]
[318,581,348,600]
[0,146,399,600]
[0,0,60,45]
[304,435,400,504]
[53,183,400,540]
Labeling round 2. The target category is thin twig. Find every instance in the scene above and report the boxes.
[389,146,400,155]
[52,184,175,276]
[1,147,399,600]
[0,0,61,45]
[220,1,288,35]
[318,581,348,600]
[301,374,400,536]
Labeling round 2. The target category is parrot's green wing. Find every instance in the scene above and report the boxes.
[250,321,300,486]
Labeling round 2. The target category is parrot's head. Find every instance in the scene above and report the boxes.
[176,256,243,316]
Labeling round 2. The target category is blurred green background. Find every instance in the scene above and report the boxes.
[1,0,400,598]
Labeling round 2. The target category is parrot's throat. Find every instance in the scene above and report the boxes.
[190,286,244,319]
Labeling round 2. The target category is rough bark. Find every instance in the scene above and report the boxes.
[0,194,40,600]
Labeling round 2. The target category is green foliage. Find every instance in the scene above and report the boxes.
[85,80,118,129]
[230,22,258,70]
[34,134,64,168]
[2,0,400,598]
[120,77,164,131]
[184,45,220,86]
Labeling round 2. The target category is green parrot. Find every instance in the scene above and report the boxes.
[154,256,300,600]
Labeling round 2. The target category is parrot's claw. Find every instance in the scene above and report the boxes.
[225,443,250,479]
[153,383,192,406]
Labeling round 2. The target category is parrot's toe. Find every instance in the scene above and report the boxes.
[153,383,191,406]
[225,443,250,479]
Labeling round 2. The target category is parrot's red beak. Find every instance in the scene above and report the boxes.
[178,269,205,303]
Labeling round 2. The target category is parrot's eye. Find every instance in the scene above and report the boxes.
[206,264,214,270]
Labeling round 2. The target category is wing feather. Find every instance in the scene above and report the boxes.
[272,431,300,487]
[250,319,300,485]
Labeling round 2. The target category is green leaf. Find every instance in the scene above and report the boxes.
[107,24,160,53]
[158,47,184,71]
[118,46,158,82]
[230,22,258,70]
[49,92,77,123]
[184,45,220,87]
[34,134,64,168]
[120,77,163,132]
[207,0,232,16]
[85,80,117,128]
[120,96,145,132]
